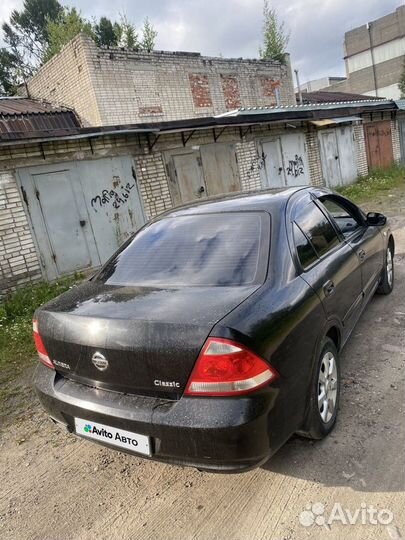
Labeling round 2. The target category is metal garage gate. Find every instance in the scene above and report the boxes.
[18,156,145,281]
[319,126,357,188]
[364,121,394,170]
[258,132,311,188]
[165,143,241,206]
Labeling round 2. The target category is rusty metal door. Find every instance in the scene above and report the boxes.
[199,143,241,196]
[260,139,286,188]
[167,150,208,205]
[78,157,145,264]
[364,121,394,169]
[320,130,342,187]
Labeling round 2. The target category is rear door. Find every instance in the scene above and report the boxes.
[291,194,363,338]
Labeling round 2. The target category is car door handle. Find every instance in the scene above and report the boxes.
[358,249,366,262]
[323,280,335,297]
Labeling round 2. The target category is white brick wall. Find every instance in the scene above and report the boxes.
[391,119,401,162]
[306,130,324,186]
[354,124,368,177]
[26,34,296,127]
[134,153,172,220]
[0,171,42,295]
[235,141,262,192]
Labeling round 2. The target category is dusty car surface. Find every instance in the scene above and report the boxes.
[32,186,394,472]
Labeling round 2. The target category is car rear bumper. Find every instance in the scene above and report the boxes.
[33,363,278,472]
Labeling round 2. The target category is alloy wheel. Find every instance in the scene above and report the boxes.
[317,351,338,424]
[386,247,393,288]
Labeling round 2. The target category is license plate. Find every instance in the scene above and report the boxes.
[74,418,151,456]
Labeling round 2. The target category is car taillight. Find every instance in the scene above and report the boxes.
[185,338,278,396]
[33,319,54,369]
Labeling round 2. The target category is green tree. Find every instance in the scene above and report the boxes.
[118,14,139,49]
[0,50,20,95]
[94,16,118,47]
[0,0,62,91]
[141,17,157,52]
[259,0,290,64]
[44,7,94,62]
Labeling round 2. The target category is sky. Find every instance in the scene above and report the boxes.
[0,0,402,84]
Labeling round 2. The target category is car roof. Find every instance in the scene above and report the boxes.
[162,186,320,218]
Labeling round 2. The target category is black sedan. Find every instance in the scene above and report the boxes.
[32,186,394,472]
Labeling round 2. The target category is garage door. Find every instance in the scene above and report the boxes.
[166,143,241,206]
[364,121,394,170]
[320,126,358,188]
[259,133,310,188]
[18,157,145,280]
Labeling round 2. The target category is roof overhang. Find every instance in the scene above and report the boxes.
[0,99,398,147]
[310,116,362,127]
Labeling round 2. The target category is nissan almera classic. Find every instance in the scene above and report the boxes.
[32,186,394,472]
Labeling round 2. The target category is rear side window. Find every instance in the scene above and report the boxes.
[293,223,318,269]
[98,212,269,287]
[295,202,340,259]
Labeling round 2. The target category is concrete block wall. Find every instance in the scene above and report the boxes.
[0,171,42,295]
[26,34,296,127]
[345,6,405,57]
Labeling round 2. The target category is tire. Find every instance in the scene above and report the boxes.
[376,243,394,295]
[298,337,340,440]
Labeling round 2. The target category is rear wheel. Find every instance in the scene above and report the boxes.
[376,244,394,295]
[298,337,340,440]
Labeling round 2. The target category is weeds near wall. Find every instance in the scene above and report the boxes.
[0,274,83,374]
[336,163,405,204]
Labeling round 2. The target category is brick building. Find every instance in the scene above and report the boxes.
[320,5,405,99]
[0,96,401,296]
[23,34,296,127]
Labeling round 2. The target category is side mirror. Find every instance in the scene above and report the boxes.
[366,212,387,226]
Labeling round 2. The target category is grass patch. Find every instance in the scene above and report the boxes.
[0,274,83,377]
[336,163,405,204]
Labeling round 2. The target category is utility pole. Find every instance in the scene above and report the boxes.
[294,69,303,105]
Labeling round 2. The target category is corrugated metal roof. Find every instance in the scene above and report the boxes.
[394,99,405,110]
[298,91,384,105]
[0,97,399,146]
[310,116,362,127]
[216,99,395,117]
[0,97,73,115]
[0,97,81,139]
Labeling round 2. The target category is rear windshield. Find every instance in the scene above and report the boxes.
[97,212,269,287]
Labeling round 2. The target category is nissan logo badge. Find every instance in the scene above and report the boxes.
[91,351,109,371]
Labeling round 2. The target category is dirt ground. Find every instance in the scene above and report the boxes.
[0,189,404,540]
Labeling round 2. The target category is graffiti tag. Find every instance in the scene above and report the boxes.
[286,155,305,178]
[247,152,266,178]
[91,181,135,213]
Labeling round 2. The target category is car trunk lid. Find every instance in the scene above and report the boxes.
[36,281,258,399]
